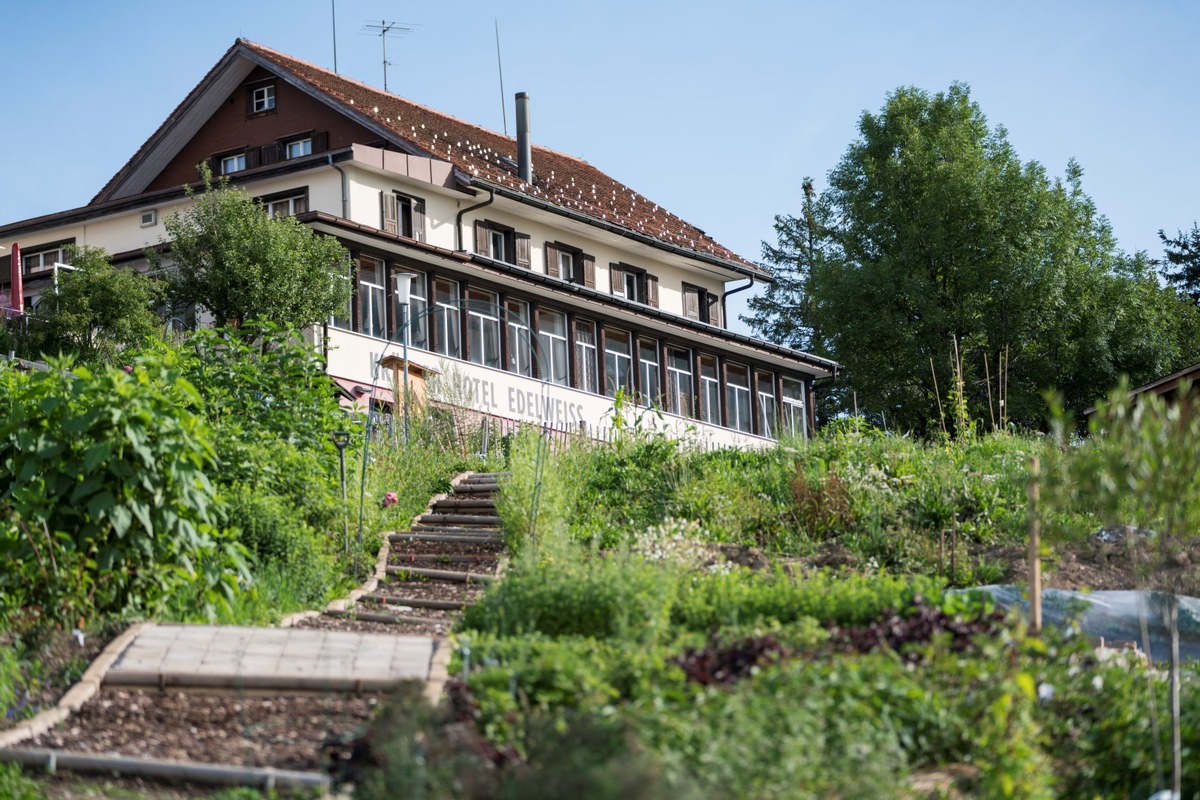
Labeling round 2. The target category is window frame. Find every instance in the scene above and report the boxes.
[603,328,634,398]
[251,85,276,114]
[638,337,662,407]
[726,363,753,433]
[399,270,428,350]
[538,309,570,386]
[466,288,502,369]
[285,137,312,159]
[699,354,721,426]
[575,318,600,395]
[219,153,246,175]
[433,277,462,359]
[506,298,533,377]
[357,256,387,340]
[756,369,778,439]
[666,347,695,418]
[781,377,808,439]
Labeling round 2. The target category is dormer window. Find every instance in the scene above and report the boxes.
[252,85,275,113]
[381,191,426,241]
[610,263,658,307]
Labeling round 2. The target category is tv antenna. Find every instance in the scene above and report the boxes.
[360,19,417,92]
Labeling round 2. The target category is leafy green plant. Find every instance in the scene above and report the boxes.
[0,763,44,800]
[0,355,245,628]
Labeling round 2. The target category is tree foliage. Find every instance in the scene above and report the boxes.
[4,246,163,365]
[159,168,351,331]
[747,83,1200,433]
[1159,222,1200,305]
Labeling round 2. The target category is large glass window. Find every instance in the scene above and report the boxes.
[265,194,307,218]
[757,370,777,439]
[330,259,353,330]
[726,364,752,433]
[575,319,599,394]
[395,271,426,349]
[433,278,461,359]
[604,329,634,398]
[667,348,694,418]
[699,355,721,425]
[507,299,533,377]
[467,289,502,369]
[358,257,386,339]
[782,378,808,439]
[538,310,569,386]
[638,338,661,407]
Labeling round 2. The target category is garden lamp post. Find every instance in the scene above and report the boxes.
[393,272,418,445]
[332,430,350,554]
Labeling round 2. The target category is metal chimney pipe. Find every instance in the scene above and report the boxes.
[515,92,532,184]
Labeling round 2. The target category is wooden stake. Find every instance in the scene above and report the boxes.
[1028,456,1042,634]
[984,353,996,432]
[930,357,947,435]
[939,528,945,579]
[951,515,958,582]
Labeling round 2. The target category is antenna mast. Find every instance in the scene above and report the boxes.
[495,19,508,136]
[331,0,338,73]
[360,20,416,92]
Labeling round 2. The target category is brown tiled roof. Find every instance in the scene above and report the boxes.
[96,39,759,273]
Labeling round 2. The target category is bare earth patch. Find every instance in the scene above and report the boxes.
[29,688,381,771]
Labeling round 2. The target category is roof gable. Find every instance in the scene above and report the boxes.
[95,38,759,272]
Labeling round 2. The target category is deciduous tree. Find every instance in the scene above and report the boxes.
[159,168,351,332]
[748,83,1200,433]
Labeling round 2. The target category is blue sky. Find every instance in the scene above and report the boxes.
[2,1,1197,330]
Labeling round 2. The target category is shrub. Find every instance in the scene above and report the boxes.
[460,553,677,642]
[0,355,244,627]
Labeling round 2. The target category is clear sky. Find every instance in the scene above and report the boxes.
[2,1,1197,331]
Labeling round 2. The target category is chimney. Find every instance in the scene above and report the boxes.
[515,92,532,184]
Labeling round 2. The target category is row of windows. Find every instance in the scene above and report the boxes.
[211,132,328,177]
[333,257,808,438]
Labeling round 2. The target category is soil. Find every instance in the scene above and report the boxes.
[29,688,381,772]
[376,579,486,602]
[390,540,504,557]
[296,613,451,637]
[386,557,500,573]
[1,626,115,732]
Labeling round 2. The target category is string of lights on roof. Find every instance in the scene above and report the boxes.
[311,71,731,258]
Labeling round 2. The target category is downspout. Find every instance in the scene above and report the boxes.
[327,154,349,219]
[720,277,755,328]
[454,186,495,252]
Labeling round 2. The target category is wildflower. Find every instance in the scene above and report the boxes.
[1037,682,1055,702]
[383,492,399,508]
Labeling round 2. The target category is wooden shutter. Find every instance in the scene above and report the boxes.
[707,292,723,327]
[260,143,280,166]
[313,131,329,153]
[545,243,560,278]
[381,192,398,234]
[474,221,490,256]
[582,254,595,288]
[245,148,261,169]
[646,275,659,308]
[610,263,623,294]
[515,233,531,268]
[413,199,426,242]
[683,285,700,320]
[205,157,220,178]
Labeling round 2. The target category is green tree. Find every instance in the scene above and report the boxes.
[1159,221,1200,305]
[159,167,351,331]
[7,246,163,365]
[749,83,1199,433]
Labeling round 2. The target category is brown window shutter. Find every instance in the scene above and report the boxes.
[582,254,595,288]
[313,131,329,153]
[683,285,700,320]
[381,192,398,234]
[707,292,723,327]
[515,233,531,268]
[475,221,490,256]
[646,275,659,308]
[413,199,426,242]
[260,144,279,166]
[245,148,261,169]
[205,157,220,178]
[609,263,623,294]
[545,243,560,278]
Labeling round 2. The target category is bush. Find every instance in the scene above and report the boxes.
[0,355,244,627]
[461,553,677,642]
[0,763,43,800]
